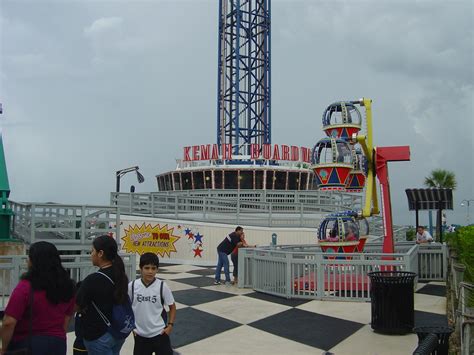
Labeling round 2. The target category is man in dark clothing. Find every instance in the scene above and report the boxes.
[214,226,244,284]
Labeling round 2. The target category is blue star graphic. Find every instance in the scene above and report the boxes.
[194,233,203,244]
[184,228,191,235]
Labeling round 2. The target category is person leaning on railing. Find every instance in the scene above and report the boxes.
[214,226,244,285]
[415,226,433,244]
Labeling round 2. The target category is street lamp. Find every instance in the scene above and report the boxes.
[116,166,145,193]
[460,199,474,225]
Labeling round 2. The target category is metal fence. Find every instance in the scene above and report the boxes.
[458,282,474,355]
[10,202,120,248]
[8,191,408,247]
[239,242,447,302]
[110,190,362,227]
[449,251,474,355]
[0,253,137,312]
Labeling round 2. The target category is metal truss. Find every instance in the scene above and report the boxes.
[216,0,271,157]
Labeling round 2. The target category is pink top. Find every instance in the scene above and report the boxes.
[5,280,75,342]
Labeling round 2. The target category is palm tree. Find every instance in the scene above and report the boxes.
[424,169,457,189]
[424,169,457,240]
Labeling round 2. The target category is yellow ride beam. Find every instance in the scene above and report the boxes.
[356,98,379,217]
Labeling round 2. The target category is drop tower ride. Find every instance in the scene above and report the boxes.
[157,0,314,191]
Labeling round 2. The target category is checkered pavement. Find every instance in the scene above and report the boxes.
[67,264,449,354]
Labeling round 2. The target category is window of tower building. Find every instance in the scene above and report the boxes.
[204,170,212,189]
[274,171,287,190]
[157,176,164,191]
[300,172,308,190]
[164,174,173,190]
[192,171,204,190]
[288,172,299,190]
[224,170,238,189]
[239,170,253,189]
[162,176,168,191]
[181,172,192,190]
[173,173,181,190]
[214,170,223,189]
[255,170,264,189]
[266,170,275,190]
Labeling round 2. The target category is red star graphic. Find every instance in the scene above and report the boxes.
[193,247,203,258]
[188,232,194,240]
[177,225,182,229]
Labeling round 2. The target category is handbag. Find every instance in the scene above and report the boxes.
[5,283,34,355]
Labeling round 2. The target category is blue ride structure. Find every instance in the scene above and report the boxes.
[217,0,271,158]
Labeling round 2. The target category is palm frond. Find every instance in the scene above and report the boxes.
[424,169,457,189]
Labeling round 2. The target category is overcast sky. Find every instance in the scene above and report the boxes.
[1,0,472,226]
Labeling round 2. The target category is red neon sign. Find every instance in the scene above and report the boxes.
[183,144,312,163]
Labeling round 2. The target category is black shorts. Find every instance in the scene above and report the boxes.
[133,333,173,355]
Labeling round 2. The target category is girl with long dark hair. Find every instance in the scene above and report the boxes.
[0,241,76,355]
[76,235,129,355]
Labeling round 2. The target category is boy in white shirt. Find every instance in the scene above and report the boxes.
[415,226,434,244]
[128,252,176,355]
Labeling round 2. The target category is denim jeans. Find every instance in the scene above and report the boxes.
[215,250,230,282]
[83,331,125,355]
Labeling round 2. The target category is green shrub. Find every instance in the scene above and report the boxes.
[446,231,459,251]
[457,226,474,282]
[448,226,474,282]
[406,228,416,241]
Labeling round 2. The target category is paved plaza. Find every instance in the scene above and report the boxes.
[64,263,448,355]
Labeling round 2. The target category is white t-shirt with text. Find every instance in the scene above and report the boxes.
[128,278,175,338]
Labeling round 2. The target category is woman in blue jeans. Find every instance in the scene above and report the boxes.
[76,236,129,355]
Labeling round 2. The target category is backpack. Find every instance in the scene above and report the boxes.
[132,278,168,325]
[92,271,135,339]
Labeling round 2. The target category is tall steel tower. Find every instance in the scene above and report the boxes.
[216,0,271,157]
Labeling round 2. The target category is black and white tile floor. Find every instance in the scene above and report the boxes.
[67,264,449,354]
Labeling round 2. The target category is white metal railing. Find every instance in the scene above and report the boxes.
[0,253,137,311]
[110,190,363,227]
[238,242,423,302]
[10,202,120,247]
[417,243,448,281]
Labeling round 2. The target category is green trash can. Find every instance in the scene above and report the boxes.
[368,271,417,334]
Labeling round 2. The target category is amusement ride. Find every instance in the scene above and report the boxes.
[312,99,410,257]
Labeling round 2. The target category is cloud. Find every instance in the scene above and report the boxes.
[273,0,473,225]
[1,0,472,226]
[83,17,123,38]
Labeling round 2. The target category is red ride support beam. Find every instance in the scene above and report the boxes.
[374,146,410,254]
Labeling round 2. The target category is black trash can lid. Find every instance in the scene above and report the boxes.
[368,271,416,278]
[413,326,454,335]
[368,271,417,283]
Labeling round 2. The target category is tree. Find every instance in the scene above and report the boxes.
[424,169,457,240]
[424,169,457,189]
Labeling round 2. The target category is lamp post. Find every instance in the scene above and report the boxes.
[460,199,474,225]
[116,166,145,193]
